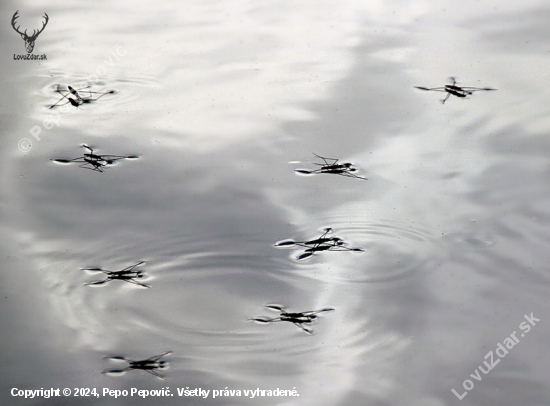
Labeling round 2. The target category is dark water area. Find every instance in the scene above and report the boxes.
[2,1,550,405]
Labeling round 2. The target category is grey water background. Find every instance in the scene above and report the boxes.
[2,0,550,405]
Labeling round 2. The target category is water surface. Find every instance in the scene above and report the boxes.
[2,1,550,405]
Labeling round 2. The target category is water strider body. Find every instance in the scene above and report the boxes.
[275,228,363,260]
[295,154,367,180]
[103,352,172,379]
[250,305,334,334]
[415,77,496,104]
[52,144,138,172]
[49,85,115,109]
[81,261,149,288]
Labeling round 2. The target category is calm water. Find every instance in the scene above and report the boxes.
[2,0,550,405]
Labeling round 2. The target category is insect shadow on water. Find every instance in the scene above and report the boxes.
[250,305,335,334]
[81,261,149,288]
[52,144,139,173]
[49,84,116,109]
[103,351,172,379]
[294,154,367,180]
[414,77,496,104]
[274,227,364,260]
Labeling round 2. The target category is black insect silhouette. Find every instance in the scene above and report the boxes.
[295,154,367,180]
[49,85,115,109]
[11,10,48,53]
[250,305,334,334]
[103,352,172,379]
[52,144,138,172]
[81,261,149,288]
[275,227,364,260]
[415,77,496,104]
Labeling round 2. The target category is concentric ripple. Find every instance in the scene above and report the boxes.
[287,216,444,283]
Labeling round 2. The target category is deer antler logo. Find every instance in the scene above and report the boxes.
[11,10,49,54]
